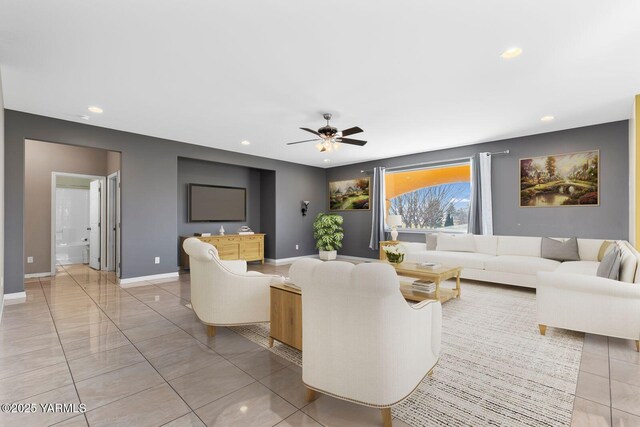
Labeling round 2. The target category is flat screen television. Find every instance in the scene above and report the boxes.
[188,184,246,222]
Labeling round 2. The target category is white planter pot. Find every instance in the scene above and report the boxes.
[319,250,337,260]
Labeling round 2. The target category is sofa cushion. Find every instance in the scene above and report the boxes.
[413,251,493,270]
[496,236,542,257]
[398,242,427,253]
[425,233,437,250]
[404,250,429,263]
[484,255,560,276]
[436,233,476,252]
[474,235,499,256]
[597,240,615,262]
[541,237,580,261]
[597,246,621,280]
[618,242,637,283]
[555,261,600,276]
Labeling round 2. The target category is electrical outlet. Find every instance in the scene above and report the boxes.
[154,257,160,264]
[295,244,299,250]
[27,256,34,264]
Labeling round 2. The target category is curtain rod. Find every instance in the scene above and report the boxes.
[360,150,510,174]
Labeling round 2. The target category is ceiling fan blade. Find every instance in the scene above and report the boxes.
[340,126,363,137]
[338,138,367,146]
[300,127,321,136]
[286,138,321,145]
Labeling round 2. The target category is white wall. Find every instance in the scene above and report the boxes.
[0,68,6,319]
[630,97,637,245]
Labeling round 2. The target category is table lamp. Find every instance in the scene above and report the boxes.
[387,215,403,241]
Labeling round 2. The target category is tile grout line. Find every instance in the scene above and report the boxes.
[36,274,90,426]
[125,269,318,419]
[57,265,198,425]
[608,337,613,424]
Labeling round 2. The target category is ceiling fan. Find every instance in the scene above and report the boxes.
[286,113,367,152]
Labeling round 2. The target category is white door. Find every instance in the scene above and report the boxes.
[89,180,101,270]
[115,171,121,277]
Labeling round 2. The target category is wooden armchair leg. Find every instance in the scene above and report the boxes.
[207,325,216,337]
[381,408,392,427]
[304,387,317,402]
[538,324,547,336]
[635,340,639,352]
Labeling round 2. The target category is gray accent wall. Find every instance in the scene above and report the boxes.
[327,121,630,259]
[177,158,262,236]
[4,110,325,295]
[0,73,5,306]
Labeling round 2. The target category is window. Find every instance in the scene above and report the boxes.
[384,163,471,233]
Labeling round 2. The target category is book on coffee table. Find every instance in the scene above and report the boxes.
[417,262,442,269]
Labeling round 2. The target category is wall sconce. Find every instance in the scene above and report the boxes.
[301,201,310,216]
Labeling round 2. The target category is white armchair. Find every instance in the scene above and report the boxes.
[183,237,282,336]
[289,259,442,427]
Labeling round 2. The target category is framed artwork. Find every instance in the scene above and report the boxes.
[519,150,599,207]
[329,178,370,211]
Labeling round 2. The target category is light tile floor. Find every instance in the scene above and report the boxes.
[1,264,639,426]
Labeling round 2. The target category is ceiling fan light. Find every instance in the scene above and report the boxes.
[315,143,324,151]
[333,142,341,150]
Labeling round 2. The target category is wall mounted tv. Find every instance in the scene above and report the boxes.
[188,184,246,222]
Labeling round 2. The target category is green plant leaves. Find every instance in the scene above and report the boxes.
[313,213,344,251]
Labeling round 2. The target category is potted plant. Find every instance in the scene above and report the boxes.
[382,245,405,264]
[313,213,344,260]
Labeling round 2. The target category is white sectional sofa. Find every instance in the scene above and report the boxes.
[397,234,640,350]
[399,235,614,288]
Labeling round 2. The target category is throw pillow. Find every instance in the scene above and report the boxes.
[597,245,621,280]
[436,233,476,252]
[541,237,580,261]
[597,240,615,262]
[425,233,437,250]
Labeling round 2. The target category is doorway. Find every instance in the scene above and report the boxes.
[106,171,121,276]
[51,172,106,274]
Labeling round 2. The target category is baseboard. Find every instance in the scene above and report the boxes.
[264,254,318,265]
[24,272,52,279]
[336,255,379,263]
[3,291,27,306]
[118,272,179,288]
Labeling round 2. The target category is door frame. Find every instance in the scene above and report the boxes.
[51,172,107,275]
[106,171,121,277]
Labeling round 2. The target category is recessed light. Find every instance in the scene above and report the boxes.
[500,47,522,59]
[540,115,555,122]
[88,106,103,114]
[77,115,90,120]
[323,159,331,163]
[240,140,251,146]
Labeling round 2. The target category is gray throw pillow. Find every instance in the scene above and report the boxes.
[425,233,437,250]
[541,237,580,261]
[597,245,621,280]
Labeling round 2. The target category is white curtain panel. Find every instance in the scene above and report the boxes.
[479,152,493,235]
[469,153,493,235]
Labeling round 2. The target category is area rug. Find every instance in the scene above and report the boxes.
[230,280,583,427]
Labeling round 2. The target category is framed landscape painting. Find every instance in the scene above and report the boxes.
[329,178,370,210]
[520,150,599,207]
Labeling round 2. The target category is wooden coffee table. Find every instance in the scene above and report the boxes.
[389,262,462,303]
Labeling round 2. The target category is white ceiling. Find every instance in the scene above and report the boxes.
[1,1,639,168]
